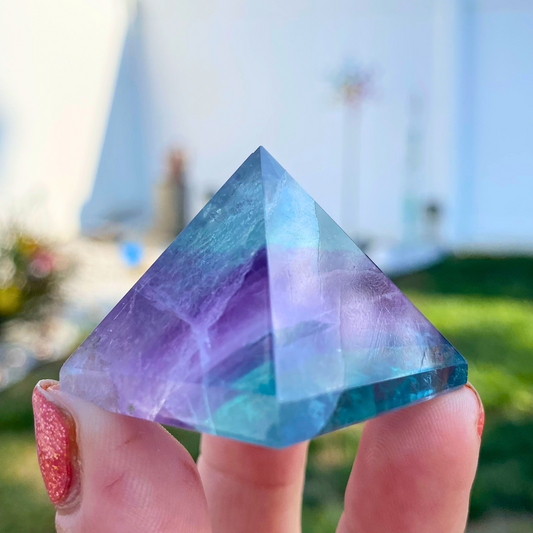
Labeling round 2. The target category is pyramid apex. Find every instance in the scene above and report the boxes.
[256,145,275,160]
[255,146,288,187]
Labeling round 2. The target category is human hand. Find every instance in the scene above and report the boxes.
[32,379,483,533]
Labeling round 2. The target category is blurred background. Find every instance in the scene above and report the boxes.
[0,0,532,531]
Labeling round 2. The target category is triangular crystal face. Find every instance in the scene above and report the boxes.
[60,147,467,447]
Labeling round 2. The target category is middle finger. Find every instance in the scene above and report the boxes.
[198,435,308,533]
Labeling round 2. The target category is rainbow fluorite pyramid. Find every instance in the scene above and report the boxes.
[60,147,467,447]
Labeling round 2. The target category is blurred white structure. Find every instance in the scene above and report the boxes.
[0,0,531,252]
[0,0,127,238]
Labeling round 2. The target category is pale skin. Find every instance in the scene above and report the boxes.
[38,383,483,533]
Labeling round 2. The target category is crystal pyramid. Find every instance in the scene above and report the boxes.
[60,147,467,447]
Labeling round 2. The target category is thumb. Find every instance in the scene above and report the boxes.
[32,379,211,533]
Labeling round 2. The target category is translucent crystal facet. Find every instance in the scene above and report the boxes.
[60,147,467,447]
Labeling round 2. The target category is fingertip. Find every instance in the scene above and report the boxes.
[364,384,482,460]
[339,385,482,533]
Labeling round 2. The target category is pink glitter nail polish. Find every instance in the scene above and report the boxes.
[32,380,79,506]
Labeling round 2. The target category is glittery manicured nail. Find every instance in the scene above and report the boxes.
[465,382,485,438]
[32,380,80,507]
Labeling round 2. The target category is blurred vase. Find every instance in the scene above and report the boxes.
[152,149,187,243]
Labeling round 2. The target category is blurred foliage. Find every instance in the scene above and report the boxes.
[0,255,532,532]
[0,229,69,334]
[396,255,533,300]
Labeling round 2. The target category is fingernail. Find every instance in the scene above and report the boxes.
[465,382,485,438]
[33,379,81,507]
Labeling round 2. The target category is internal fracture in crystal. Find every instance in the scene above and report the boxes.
[60,147,467,447]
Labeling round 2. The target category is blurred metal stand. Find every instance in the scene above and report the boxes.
[334,60,374,248]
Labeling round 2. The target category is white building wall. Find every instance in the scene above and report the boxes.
[0,0,440,243]
[0,0,531,251]
[457,0,533,251]
[141,0,437,243]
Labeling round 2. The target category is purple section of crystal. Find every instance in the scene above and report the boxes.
[60,146,467,447]
[61,149,275,432]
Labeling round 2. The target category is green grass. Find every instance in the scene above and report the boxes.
[0,255,532,532]
[0,432,56,533]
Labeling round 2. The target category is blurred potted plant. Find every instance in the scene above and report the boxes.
[0,229,68,338]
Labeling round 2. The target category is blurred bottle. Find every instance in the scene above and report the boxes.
[152,149,188,243]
